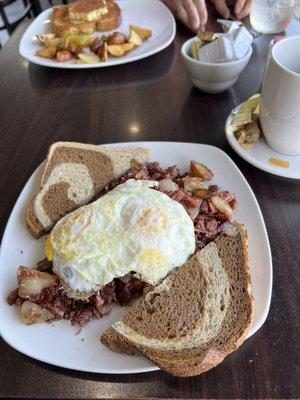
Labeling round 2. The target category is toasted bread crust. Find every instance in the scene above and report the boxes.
[96,0,121,32]
[101,328,141,356]
[68,0,106,14]
[25,199,46,238]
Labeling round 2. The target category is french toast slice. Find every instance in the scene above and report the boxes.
[68,0,108,22]
[52,5,96,37]
[51,1,121,37]
[96,0,121,32]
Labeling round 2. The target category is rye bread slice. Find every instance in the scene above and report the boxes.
[26,142,149,238]
[101,222,253,377]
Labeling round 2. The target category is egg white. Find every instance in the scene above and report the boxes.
[48,179,195,293]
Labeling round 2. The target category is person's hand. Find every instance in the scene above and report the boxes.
[211,0,252,19]
[162,0,208,32]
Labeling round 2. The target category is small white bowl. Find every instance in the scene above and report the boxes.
[181,37,253,94]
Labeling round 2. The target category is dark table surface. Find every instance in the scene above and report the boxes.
[0,11,299,400]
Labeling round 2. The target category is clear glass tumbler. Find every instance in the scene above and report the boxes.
[250,0,295,34]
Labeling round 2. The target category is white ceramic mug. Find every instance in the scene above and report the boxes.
[260,36,300,155]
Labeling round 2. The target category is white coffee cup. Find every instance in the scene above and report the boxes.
[260,36,300,156]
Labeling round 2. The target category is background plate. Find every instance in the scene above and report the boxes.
[19,0,176,69]
[0,142,272,373]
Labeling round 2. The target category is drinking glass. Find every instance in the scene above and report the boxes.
[250,0,295,34]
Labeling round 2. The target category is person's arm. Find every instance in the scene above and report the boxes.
[162,0,208,32]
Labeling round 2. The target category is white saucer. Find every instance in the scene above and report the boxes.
[225,108,300,180]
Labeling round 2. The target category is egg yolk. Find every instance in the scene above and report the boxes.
[45,233,53,261]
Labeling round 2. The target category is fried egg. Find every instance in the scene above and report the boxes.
[46,179,195,294]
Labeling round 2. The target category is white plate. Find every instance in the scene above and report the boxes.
[19,0,176,69]
[225,110,300,180]
[0,142,272,374]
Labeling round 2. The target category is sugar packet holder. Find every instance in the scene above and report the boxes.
[191,20,253,63]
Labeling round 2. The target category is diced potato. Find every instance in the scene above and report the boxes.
[107,32,127,45]
[158,179,178,192]
[107,43,135,57]
[36,33,55,44]
[97,42,108,62]
[129,24,152,41]
[182,177,208,192]
[21,301,54,325]
[194,188,209,199]
[36,34,60,50]
[18,270,57,299]
[187,204,201,221]
[78,53,100,64]
[45,38,61,48]
[91,37,104,53]
[210,196,233,218]
[190,161,214,181]
[128,30,142,47]
[35,46,57,59]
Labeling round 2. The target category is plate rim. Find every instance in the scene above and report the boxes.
[19,0,176,69]
[225,113,300,180]
[0,142,272,374]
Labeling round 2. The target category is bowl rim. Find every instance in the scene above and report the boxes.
[181,36,253,66]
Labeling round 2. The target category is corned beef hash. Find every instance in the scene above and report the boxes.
[8,160,237,327]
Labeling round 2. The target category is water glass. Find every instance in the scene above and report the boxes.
[250,0,295,34]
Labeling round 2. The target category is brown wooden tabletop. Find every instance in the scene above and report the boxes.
[0,10,299,400]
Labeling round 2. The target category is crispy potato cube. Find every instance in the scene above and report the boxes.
[158,179,178,192]
[187,204,202,221]
[107,43,135,57]
[21,301,54,325]
[182,177,208,192]
[128,30,142,47]
[107,32,127,45]
[36,46,57,59]
[18,269,57,299]
[45,38,61,48]
[78,53,100,63]
[194,188,210,199]
[36,33,56,44]
[129,24,152,41]
[190,161,214,181]
[210,196,232,218]
[97,42,108,62]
